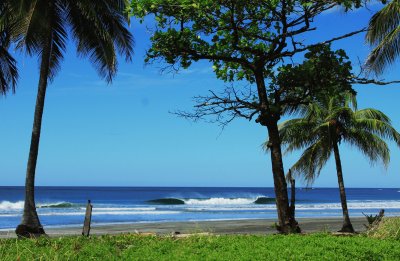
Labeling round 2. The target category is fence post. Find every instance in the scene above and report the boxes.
[82,200,93,236]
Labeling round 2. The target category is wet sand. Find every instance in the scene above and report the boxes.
[0,217,368,238]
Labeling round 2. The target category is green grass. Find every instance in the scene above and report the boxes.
[1,233,400,260]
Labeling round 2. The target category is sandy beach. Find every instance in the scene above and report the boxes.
[0,217,368,238]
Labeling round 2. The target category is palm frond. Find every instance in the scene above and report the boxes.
[264,118,320,154]
[291,138,332,185]
[0,31,18,95]
[366,25,400,74]
[355,108,391,123]
[66,0,134,83]
[366,0,400,45]
[344,128,390,168]
[366,0,400,74]
[353,111,400,146]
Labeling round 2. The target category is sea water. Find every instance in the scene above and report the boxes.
[0,186,400,229]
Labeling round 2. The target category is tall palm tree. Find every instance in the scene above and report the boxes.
[275,93,400,232]
[2,0,134,237]
[366,0,400,74]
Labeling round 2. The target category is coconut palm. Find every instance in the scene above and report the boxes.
[1,0,134,237]
[275,93,400,232]
[366,0,400,74]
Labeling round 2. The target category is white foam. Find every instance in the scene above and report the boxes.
[92,207,157,211]
[186,207,268,211]
[184,197,255,205]
[183,200,400,211]
[295,201,400,210]
[33,210,181,216]
[93,210,180,215]
[0,214,20,217]
[0,201,24,210]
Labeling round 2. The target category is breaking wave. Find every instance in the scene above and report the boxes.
[0,201,24,210]
[38,202,80,208]
[146,196,274,205]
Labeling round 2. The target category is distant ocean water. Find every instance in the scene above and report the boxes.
[1,186,400,229]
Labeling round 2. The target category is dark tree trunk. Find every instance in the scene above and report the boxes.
[15,32,53,238]
[253,68,300,234]
[287,169,296,220]
[267,122,300,233]
[332,142,354,233]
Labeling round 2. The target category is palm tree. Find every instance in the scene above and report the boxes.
[365,0,400,74]
[275,93,400,232]
[1,0,134,237]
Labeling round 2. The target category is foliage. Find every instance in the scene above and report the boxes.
[366,0,400,74]
[129,0,389,126]
[275,93,400,184]
[275,45,355,115]
[1,233,400,260]
[0,31,17,95]
[366,217,400,240]
[2,0,134,83]
[0,2,18,95]
[130,0,379,82]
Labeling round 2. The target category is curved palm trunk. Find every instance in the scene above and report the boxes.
[267,122,300,233]
[15,34,53,238]
[332,142,354,233]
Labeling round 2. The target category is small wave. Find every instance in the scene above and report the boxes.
[0,201,24,210]
[38,202,79,208]
[254,197,275,204]
[147,198,185,205]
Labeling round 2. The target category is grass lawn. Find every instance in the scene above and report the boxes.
[1,233,400,260]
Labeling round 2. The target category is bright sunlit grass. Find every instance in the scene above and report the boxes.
[1,228,400,260]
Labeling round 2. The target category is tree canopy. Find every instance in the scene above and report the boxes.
[130,0,390,126]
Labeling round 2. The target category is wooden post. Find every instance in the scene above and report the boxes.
[287,169,301,233]
[82,200,93,237]
[287,170,296,218]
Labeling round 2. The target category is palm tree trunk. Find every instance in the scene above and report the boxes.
[267,122,300,233]
[15,33,53,238]
[332,142,354,233]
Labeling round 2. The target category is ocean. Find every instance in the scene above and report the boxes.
[0,186,400,230]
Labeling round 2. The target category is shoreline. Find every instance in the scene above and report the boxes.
[0,217,369,238]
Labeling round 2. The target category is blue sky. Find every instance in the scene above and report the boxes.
[1,3,400,188]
